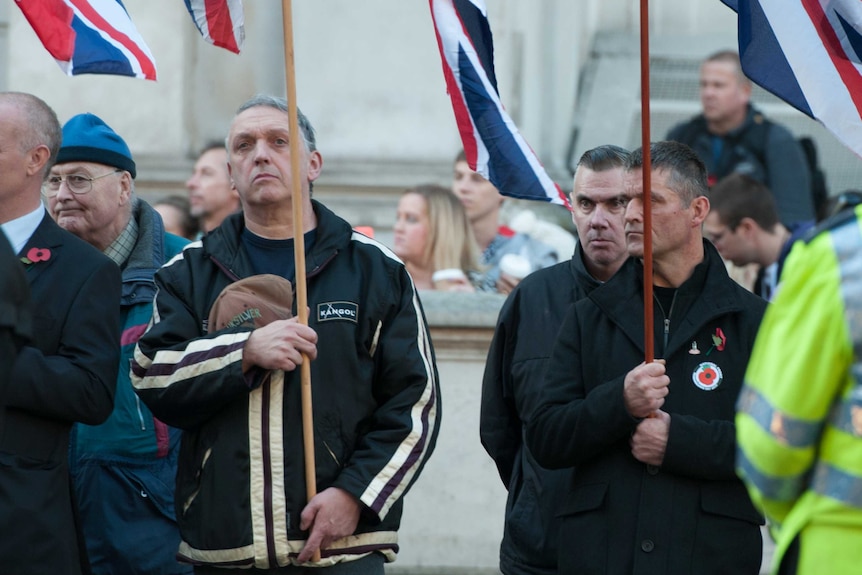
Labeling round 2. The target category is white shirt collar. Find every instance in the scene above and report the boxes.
[1,205,46,255]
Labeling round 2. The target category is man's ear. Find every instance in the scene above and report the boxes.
[307,150,323,182]
[736,217,759,238]
[26,145,51,178]
[118,171,133,205]
[691,196,710,226]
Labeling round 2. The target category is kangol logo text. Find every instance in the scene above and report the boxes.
[317,301,359,323]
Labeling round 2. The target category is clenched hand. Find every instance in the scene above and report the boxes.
[297,487,361,563]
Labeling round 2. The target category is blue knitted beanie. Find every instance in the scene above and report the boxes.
[56,113,136,178]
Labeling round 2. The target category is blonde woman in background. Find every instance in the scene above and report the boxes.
[393,184,480,291]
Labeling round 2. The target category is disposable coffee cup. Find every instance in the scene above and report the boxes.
[499,254,532,280]
[432,268,469,290]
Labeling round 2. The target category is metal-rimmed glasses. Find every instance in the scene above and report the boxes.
[43,169,122,196]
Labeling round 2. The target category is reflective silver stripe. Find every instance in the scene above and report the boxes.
[809,217,862,509]
[737,385,821,448]
[831,218,862,438]
[828,396,862,437]
[736,447,806,503]
[832,218,862,383]
[812,460,862,509]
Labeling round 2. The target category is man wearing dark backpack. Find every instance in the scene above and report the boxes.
[667,50,816,227]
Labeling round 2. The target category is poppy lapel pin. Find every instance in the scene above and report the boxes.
[705,327,726,356]
[20,247,52,266]
[693,361,723,391]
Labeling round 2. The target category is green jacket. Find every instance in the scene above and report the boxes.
[737,203,862,574]
[74,197,188,460]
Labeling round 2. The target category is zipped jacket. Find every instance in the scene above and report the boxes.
[737,205,862,574]
[72,198,190,574]
[75,198,188,460]
[527,241,766,575]
[131,201,440,569]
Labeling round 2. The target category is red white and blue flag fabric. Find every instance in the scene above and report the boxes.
[15,0,157,80]
[723,0,862,158]
[183,0,245,54]
[429,0,571,209]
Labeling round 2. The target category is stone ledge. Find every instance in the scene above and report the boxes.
[385,568,501,575]
[419,291,506,327]
[419,291,505,361]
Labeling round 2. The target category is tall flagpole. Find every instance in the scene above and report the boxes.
[281,0,320,563]
[640,0,654,363]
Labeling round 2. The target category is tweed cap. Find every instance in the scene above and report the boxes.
[208,274,294,333]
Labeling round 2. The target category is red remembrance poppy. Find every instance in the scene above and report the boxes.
[26,247,51,263]
[698,367,717,386]
[714,328,726,352]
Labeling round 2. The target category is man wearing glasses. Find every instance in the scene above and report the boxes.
[0,93,121,574]
[44,112,191,575]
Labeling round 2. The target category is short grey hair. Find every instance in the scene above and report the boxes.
[628,141,708,206]
[234,94,317,152]
[574,144,630,178]
[0,92,61,178]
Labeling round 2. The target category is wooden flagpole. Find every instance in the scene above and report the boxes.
[640,0,654,363]
[281,0,320,563]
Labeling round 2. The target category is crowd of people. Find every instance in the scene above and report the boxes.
[2,46,861,575]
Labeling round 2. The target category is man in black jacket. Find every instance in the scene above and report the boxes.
[0,91,121,575]
[131,95,440,574]
[527,141,766,574]
[480,144,630,575]
[0,232,31,424]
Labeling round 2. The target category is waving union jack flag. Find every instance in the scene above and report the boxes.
[724,0,862,158]
[16,0,157,80]
[183,0,245,54]
[429,0,571,209]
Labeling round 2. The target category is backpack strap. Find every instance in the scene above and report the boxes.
[733,111,771,166]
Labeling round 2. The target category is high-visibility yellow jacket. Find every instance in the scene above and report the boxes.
[737,204,862,575]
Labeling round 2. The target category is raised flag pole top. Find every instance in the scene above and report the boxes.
[281,0,321,563]
[640,0,654,363]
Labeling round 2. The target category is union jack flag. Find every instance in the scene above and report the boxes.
[183,0,245,54]
[430,0,571,209]
[724,0,862,158]
[15,0,157,80]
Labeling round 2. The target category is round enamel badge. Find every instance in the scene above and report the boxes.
[692,362,723,391]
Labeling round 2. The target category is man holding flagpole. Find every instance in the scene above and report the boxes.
[131,95,440,573]
[481,144,631,575]
[527,141,766,574]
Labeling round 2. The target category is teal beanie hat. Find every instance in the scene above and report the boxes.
[56,113,136,178]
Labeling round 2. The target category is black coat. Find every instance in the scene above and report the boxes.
[0,232,31,415]
[481,245,599,575]
[527,241,766,575]
[132,203,440,566]
[0,214,121,575]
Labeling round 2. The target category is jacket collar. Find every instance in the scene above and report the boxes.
[121,197,172,304]
[203,199,353,281]
[20,214,80,286]
[569,242,603,296]
[693,104,761,140]
[589,239,746,357]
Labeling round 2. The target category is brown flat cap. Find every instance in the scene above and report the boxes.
[208,274,294,333]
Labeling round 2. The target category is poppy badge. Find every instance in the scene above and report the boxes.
[692,362,723,391]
